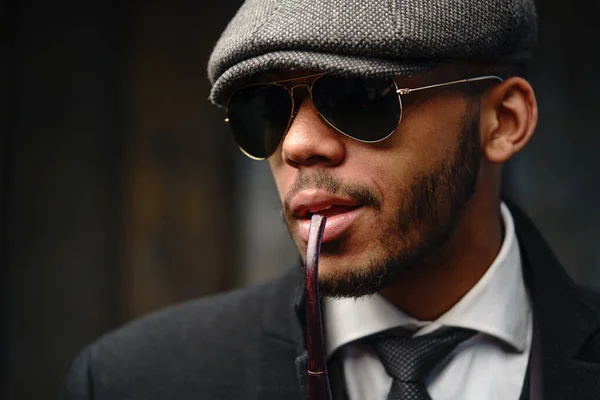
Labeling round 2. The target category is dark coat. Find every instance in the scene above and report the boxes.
[62,205,600,399]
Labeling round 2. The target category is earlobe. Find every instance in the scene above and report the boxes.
[482,77,538,164]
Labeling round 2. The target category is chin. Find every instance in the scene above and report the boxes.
[313,246,394,298]
[315,253,356,277]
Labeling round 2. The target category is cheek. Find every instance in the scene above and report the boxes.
[396,97,466,166]
[369,155,413,209]
[362,98,467,202]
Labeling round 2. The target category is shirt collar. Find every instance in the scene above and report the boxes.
[323,202,532,356]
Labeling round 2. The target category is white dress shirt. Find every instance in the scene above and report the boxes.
[323,203,533,400]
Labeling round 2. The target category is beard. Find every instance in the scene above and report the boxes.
[283,103,482,298]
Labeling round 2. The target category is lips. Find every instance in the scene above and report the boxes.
[296,204,360,219]
[290,191,365,243]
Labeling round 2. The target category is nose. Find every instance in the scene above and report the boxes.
[280,99,346,168]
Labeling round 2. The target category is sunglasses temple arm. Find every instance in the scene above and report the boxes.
[305,214,333,400]
[396,75,503,95]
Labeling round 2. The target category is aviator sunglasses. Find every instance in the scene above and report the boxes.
[225,73,503,160]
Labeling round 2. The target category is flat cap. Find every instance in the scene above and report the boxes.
[208,0,537,106]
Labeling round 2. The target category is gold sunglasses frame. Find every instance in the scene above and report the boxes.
[225,73,503,160]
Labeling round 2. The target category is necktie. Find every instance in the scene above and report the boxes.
[367,326,476,400]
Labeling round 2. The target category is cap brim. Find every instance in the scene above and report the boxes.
[209,50,444,107]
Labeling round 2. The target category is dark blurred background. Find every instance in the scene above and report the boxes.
[1,0,599,399]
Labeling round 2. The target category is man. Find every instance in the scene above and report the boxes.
[63,0,600,399]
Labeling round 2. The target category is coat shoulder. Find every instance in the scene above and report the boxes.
[63,268,304,400]
[94,267,294,350]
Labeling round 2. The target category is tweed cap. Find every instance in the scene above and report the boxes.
[208,0,537,107]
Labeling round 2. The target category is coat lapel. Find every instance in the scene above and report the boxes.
[510,203,600,399]
[255,265,309,400]
[293,265,310,400]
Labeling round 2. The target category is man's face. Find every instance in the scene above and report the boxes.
[267,71,482,297]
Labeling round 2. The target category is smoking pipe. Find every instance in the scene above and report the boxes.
[305,214,332,400]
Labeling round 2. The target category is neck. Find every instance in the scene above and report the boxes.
[379,192,504,321]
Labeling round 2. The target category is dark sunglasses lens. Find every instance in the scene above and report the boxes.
[227,84,293,159]
[312,76,400,142]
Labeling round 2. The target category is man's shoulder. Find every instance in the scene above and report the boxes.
[92,266,302,355]
[97,281,266,350]
[63,267,304,399]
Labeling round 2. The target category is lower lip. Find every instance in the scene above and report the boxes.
[298,207,364,243]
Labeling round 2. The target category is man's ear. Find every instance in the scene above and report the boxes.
[479,77,538,164]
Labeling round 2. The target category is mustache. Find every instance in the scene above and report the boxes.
[282,170,381,221]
